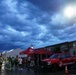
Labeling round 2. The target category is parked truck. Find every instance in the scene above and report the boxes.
[41,52,76,72]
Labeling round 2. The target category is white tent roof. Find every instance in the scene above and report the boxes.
[5,48,27,58]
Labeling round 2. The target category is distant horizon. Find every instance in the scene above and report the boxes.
[0,40,76,53]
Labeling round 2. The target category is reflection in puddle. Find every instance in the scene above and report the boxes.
[1,61,5,75]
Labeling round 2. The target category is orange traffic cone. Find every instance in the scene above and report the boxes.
[65,66,68,74]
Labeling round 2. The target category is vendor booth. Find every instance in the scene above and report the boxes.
[20,47,53,66]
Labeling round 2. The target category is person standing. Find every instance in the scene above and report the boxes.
[15,56,18,69]
[18,57,23,70]
[0,56,2,68]
[27,56,31,67]
[11,57,15,69]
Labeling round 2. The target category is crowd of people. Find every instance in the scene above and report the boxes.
[0,55,34,70]
[5,56,23,70]
[0,54,46,70]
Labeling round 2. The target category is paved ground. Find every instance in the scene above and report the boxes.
[0,68,76,75]
[0,61,76,75]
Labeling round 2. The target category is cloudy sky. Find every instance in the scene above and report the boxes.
[0,0,76,51]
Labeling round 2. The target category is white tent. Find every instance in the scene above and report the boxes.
[5,48,27,58]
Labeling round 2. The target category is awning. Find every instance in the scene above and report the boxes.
[37,48,53,55]
[20,47,53,55]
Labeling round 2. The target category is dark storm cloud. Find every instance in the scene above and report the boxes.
[0,42,21,51]
[27,0,76,13]
[27,0,62,13]
[0,0,76,51]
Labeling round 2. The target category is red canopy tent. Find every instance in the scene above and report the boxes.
[20,47,37,55]
[20,50,26,55]
[20,47,53,66]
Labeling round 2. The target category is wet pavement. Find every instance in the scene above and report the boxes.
[0,61,76,75]
[0,66,76,75]
[0,68,33,75]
